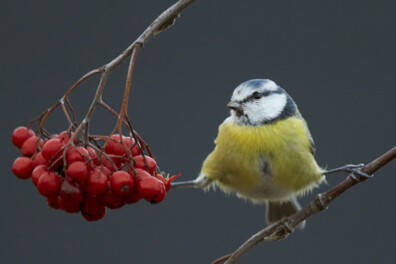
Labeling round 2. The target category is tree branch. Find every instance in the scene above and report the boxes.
[33,0,197,160]
[214,146,396,264]
[77,0,197,131]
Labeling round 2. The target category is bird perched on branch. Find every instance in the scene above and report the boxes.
[172,79,369,228]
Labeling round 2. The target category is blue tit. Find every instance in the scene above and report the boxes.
[172,79,368,227]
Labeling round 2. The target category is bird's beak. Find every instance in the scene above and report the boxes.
[227,101,242,111]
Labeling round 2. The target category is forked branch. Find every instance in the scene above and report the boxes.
[30,0,197,163]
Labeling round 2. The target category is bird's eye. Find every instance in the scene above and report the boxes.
[253,92,262,99]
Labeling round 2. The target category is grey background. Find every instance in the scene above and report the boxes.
[1,1,395,263]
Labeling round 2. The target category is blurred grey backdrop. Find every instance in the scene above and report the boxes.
[1,1,395,263]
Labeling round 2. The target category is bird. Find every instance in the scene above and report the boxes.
[171,79,369,228]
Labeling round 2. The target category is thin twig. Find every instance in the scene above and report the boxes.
[103,0,197,73]
[34,68,103,132]
[212,254,232,264]
[103,44,142,151]
[22,0,199,183]
[60,101,73,126]
[33,0,196,140]
[93,0,197,154]
[61,0,196,158]
[215,146,396,264]
[64,98,77,124]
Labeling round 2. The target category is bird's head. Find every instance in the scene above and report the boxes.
[226,79,297,126]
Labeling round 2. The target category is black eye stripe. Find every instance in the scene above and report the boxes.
[238,90,281,104]
[253,91,262,99]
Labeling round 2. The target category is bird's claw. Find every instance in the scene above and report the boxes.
[347,168,373,180]
[339,164,373,180]
[324,163,373,179]
[265,222,293,241]
[345,163,364,169]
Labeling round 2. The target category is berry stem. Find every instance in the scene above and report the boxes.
[28,0,197,170]
[101,45,141,157]
[60,101,73,126]
[64,98,77,124]
[34,68,103,136]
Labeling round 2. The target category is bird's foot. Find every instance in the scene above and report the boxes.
[323,163,373,180]
[265,222,293,241]
[170,174,211,189]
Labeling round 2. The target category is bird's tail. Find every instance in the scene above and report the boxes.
[266,198,306,229]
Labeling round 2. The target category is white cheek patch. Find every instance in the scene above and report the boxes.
[244,93,287,125]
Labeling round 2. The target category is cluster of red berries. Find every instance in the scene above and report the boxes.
[11,126,178,221]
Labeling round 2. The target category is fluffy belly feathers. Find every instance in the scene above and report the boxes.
[200,117,324,201]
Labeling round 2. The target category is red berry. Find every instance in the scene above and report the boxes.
[90,150,103,167]
[66,146,89,164]
[104,135,130,167]
[100,166,112,176]
[42,138,64,161]
[110,171,134,196]
[100,155,118,171]
[134,168,152,181]
[151,184,166,203]
[133,155,157,174]
[156,174,168,190]
[87,146,98,166]
[137,176,166,203]
[110,157,124,170]
[130,146,140,157]
[101,192,124,209]
[21,136,44,157]
[104,134,125,156]
[82,194,105,215]
[12,126,35,148]
[57,131,75,144]
[58,179,84,213]
[32,152,48,167]
[86,168,108,195]
[90,165,111,176]
[47,195,60,209]
[123,136,141,157]
[57,196,80,213]
[81,207,106,221]
[37,171,61,197]
[32,165,47,185]
[123,191,142,204]
[12,157,34,179]
[59,179,84,204]
[67,161,88,187]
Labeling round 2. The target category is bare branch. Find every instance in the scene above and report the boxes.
[104,0,196,73]
[25,0,198,188]
[58,0,196,151]
[216,146,396,264]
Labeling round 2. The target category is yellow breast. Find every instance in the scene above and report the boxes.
[200,117,323,198]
